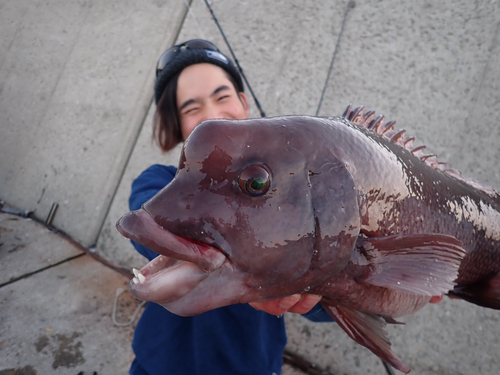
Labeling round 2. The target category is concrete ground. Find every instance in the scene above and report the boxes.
[0,212,137,374]
[1,0,500,374]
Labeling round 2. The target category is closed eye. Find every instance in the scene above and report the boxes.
[179,98,199,114]
[183,106,199,115]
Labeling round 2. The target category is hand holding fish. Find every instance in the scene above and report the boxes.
[249,294,323,315]
[249,293,443,316]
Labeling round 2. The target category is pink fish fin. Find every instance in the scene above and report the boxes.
[322,302,411,374]
[449,271,500,310]
[357,234,466,295]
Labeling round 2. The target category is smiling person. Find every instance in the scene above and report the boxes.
[127,39,332,375]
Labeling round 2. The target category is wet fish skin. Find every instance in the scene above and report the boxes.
[117,109,500,373]
[127,116,363,308]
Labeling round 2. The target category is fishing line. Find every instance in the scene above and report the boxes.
[112,288,146,327]
[316,0,355,116]
[201,0,266,117]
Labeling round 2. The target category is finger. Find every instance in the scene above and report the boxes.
[278,294,302,311]
[248,301,263,311]
[288,294,322,314]
[429,294,444,303]
[249,294,302,316]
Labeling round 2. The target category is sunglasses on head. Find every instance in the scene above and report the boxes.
[156,39,220,77]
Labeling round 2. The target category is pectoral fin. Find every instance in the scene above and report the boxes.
[322,302,411,374]
[356,233,466,296]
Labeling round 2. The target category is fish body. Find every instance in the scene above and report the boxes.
[117,107,500,373]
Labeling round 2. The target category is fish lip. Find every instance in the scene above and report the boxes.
[116,209,227,272]
[117,209,233,308]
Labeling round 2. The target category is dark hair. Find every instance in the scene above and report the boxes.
[153,68,243,153]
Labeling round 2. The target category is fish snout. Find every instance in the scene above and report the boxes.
[116,210,145,242]
[116,209,226,272]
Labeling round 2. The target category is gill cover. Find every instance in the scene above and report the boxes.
[308,159,360,278]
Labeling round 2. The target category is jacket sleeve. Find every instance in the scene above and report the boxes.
[128,164,177,261]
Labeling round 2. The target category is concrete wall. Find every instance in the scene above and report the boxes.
[0,0,188,247]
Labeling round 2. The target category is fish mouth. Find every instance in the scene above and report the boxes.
[116,209,227,305]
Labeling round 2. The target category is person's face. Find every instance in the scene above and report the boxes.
[176,63,250,140]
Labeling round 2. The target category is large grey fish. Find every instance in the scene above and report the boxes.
[117,105,500,373]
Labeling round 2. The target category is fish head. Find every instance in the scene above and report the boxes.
[117,116,361,315]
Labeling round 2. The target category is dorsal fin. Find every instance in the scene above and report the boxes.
[342,104,499,198]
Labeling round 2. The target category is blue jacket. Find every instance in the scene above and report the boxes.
[129,164,332,375]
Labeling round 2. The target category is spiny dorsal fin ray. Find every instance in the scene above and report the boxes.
[341,104,499,198]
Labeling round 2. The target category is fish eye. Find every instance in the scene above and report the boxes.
[238,165,271,196]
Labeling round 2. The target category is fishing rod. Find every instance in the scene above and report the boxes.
[202,0,266,117]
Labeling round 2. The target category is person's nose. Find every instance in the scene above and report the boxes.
[202,103,223,122]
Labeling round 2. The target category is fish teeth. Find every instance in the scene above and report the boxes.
[132,268,146,284]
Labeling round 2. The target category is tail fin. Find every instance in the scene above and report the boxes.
[449,272,500,310]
